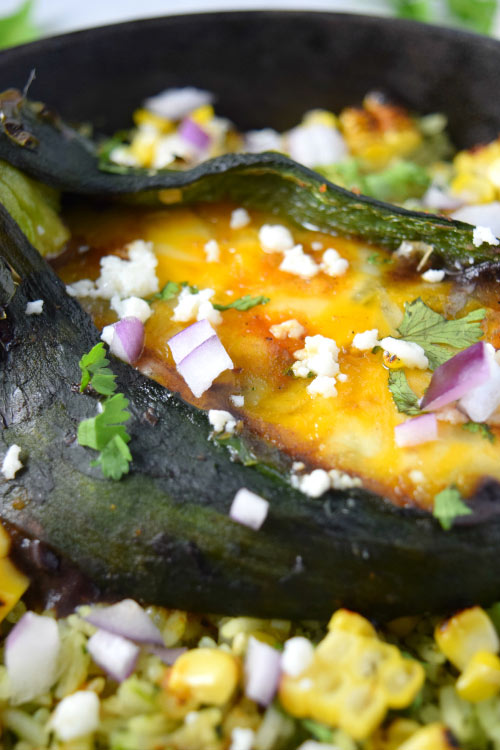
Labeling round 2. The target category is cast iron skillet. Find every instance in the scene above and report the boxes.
[1,12,500,619]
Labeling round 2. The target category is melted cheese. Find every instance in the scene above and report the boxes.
[59,201,500,509]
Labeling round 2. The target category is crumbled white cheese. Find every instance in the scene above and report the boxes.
[49,690,100,741]
[259,224,295,253]
[109,145,139,167]
[281,637,314,677]
[395,240,415,258]
[311,241,323,251]
[245,128,283,153]
[352,329,380,351]
[292,335,340,378]
[380,337,429,370]
[409,470,425,485]
[292,461,305,472]
[306,375,337,398]
[229,394,245,407]
[473,225,499,248]
[144,87,214,120]
[287,123,347,167]
[110,295,152,323]
[421,269,445,283]
[208,410,237,434]
[66,279,96,298]
[204,239,220,262]
[297,742,340,750]
[279,245,319,279]
[230,208,251,230]
[95,240,159,300]
[270,319,305,340]
[337,373,348,383]
[229,488,269,531]
[25,300,44,315]
[435,405,468,425]
[1,444,23,480]
[320,248,349,277]
[173,287,222,326]
[329,469,362,490]
[291,469,331,498]
[229,727,256,750]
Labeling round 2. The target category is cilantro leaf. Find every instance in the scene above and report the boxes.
[213,295,270,312]
[215,434,257,466]
[78,393,131,452]
[79,342,117,396]
[388,370,422,416]
[302,719,334,744]
[462,421,495,443]
[433,486,472,530]
[91,434,132,480]
[398,298,485,370]
[149,280,181,302]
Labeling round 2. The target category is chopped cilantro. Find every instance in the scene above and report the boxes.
[149,280,198,303]
[462,421,495,443]
[91,434,132,480]
[398,298,486,370]
[302,719,334,743]
[367,253,392,266]
[78,393,131,451]
[213,295,270,312]
[388,370,422,416]
[79,342,117,396]
[433,486,472,530]
[215,434,257,466]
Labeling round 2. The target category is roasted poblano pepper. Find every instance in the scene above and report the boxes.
[1,91,500,620]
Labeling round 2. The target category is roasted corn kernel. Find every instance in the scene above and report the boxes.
[168,648,239,706]
[132,108,174,133]
[0,556,29,623]
[435,606,499,671]
[396,722,459,750]
[456,650,500,702]
[0,523,11,557]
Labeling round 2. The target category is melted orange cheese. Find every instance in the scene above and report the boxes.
[57,201,500,509]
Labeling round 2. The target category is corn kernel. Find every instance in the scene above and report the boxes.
[338,682,387,740]
[368,718,421,750]
[379,658,425,709]
[0,556,29,623]
[0,523,11,557]
[190,105,215,125]
[132,108,174,133]
[303,109,338,128]
[450,172,496,203]
[168,648,239,706]
[456,650,500,702]
[327,609,377,638]
[435,607,499,671]
[129,129,158,168]
[396,722,458,750]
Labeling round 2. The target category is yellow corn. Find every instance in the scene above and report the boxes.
[280,608,423,740]
[367,718,421,750]
[435,606,499,671]
[190,105,215,125]
[0,556,29,623]
[327,608,377,638]
[396,722,459,750]
[451,137,500,203]
[450,172,496,204]
[129,129,159,168]
[0,523,11,557]
[167,647,239,706]
[132,108,174,133]
[302,109,338,128]
[456,650,500,702]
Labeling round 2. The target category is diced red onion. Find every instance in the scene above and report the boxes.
[6,612,61,704]
[394,413,438,447]
[420,342,491,412]
[101,317,144,364]
[175,334,234,398]
[87,629,139,682]
[179,118,211,151]
[144,87,214,120]
[84,599,164,646]
[459,346,500,422]
[245,636,281,706]
[146,645,188,665]
[230,488,269,530]
[168,319,215,364]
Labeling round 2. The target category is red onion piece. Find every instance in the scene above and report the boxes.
[146,645,188,665]
[394,413,438,447]
[245,636,281,706]
[179,118,211,151]
[420,342,491,412]
[101,317,144,364]
[87,629,139,682]
[230,488,269,530]
[6,612,61,704]
[168,319,215,365]
[459,347,500,422]
[84,599,164,646]
[176,334,234,398]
